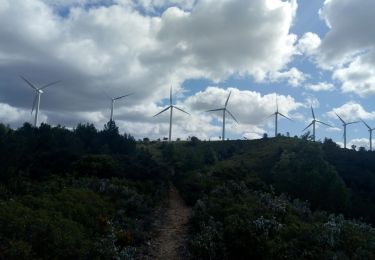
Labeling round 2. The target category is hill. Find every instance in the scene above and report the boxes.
[156,136,375,259]
[1,123,375,259]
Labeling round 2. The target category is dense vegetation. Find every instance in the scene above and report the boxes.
[0,122,168,259]
[161,137,375,259]
[1,122,375,259]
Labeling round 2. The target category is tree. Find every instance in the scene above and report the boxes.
[272,142,349,212]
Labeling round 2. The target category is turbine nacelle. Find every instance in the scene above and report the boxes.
[153,86,190,141]
[336,113,359,149]
[206,91,238,141]
[267,93,293,137]
[335,113,359,126]
[20,75,60,126]
[106,92,133,122]
[302,106,332,141]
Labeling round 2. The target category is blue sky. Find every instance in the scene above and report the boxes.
[0,0,374,148]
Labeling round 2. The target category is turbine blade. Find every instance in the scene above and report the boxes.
[347,121,359,125]
[316,120,333,128]
[31,94,38,114]
[302,121,314,132]
[267,113,275,119]
[276,94,278,112]
[41,80,61,90]
[278,112,293,121]
[102,91,112,101]
[170,86,172,105]
[336,113,345,124]
[225,91,232,107]
[362,119,371,130]
[20,75,38,90]
[226,109,239,123]
[311,105,315,119]
[174,106,190,115]
[206,108,224,112]
[153,106,171,117]
[114,93,133,100]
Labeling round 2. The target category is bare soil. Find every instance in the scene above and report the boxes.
[138,184,191,259]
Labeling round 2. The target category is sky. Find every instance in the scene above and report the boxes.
[0,0,374,148]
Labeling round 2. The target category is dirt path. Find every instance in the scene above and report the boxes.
[140,184,191,259]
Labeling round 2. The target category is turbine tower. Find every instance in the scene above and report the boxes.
[206,91,238,141]
[336,113,359,149]
[107,93,133,122]
[302,105,332,141]
[153,87,190,142]
[268,94,292,137]
[20,75,60,127]
[362,120,375,151]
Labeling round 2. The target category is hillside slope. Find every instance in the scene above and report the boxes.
[153,137,375,259]
[1,122,375,259]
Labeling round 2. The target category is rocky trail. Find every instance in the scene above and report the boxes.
[139,184,191,259]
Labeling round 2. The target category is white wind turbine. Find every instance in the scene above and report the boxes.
[153,87,190,142]
[302,105,332,141]
[20,75,60,127]
[336,113,359,149]
[206,91,238,141]
[268,94,292,137]
[361,120,375,151]
[106,93,133,122]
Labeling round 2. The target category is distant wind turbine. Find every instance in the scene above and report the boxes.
[20,75,60,127]
[362,120,375,151]
[206,91,238,141]
[153,87,190,142]
[106,93,133,122]
[268,94,292,137]
[302,105,332,141]
[336,113,359,149]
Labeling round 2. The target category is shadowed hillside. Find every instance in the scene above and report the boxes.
[154,136,375,259]
[1,123,375,259]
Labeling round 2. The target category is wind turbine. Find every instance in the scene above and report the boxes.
[153,87,190,142]
[268,94,292,137]
[336,113,359,149]
[302,105,332,141]
[206,91,238,141]
[362,120,375,151]
[106,93,133,122]
[20,75,60,127]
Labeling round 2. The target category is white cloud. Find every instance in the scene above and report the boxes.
[269,67,308,87]
[0,0,311,140]
[0,102,47,126]
[243,128,265,140]
[112,86,301,140]
[302,93,320,108]
[131,0,196,12]
[148,0,299,82]
[305,82,335,92]
[326,126,341,132]
[317,0,375,96]
[348,138,372,150]
[332,53,375,97]
[183,87,302,125]
[297,32,321,55]
[327,102,375,121]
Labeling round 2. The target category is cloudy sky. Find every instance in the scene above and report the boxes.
[0,0,374,147]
